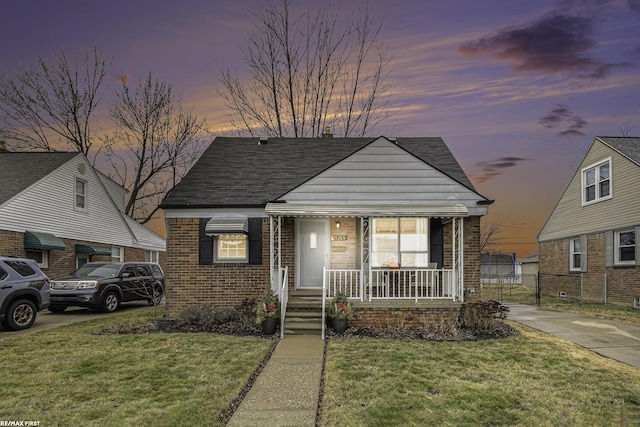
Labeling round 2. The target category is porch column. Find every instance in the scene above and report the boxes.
[269,215,282,292]
[452,216,464,301]
[360,217,370,302]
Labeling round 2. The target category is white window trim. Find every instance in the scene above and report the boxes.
[75,176,88,212]
[145,250,159,263]
[25,249,48,269]
[214,235,248,263]
[371,218,430,268]
[615,229,635,266]
[111,246,124,262]
[569,238,581,271]
[581,157,612,206]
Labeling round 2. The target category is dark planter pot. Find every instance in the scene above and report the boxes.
[332,318,348,334]
[261,317,278,335]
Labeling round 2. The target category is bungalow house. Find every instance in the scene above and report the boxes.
[160,136,492,332]
[0,147,166,279]
[538,136,640,307]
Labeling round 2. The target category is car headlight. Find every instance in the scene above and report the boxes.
[78,281,98,289]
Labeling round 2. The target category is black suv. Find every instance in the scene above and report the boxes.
[49,262,164,313]
[0,256,50,331]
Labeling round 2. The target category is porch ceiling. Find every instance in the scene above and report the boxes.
[264,203,468,217]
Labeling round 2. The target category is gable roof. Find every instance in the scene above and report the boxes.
[161,136,482,209]
[0,151,79,205]
[598,136,640,165]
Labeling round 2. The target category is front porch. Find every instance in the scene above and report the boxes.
[267,213,470,338]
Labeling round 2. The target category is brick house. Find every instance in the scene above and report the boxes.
[538,136,640,307]
[160,136,492,332]
[0,148,166,279]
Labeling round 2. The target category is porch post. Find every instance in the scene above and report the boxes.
[361,217,370,302]
[453,216,464,301]
[269,215,282,292]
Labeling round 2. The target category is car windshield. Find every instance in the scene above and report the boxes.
[72,264,120,278]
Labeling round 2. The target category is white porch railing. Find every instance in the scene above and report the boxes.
[324,267,456,302]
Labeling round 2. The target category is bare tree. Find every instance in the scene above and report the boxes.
[105,73,208,224]
[481,222,503,254]
[219,0,392,137]
[0,48,107,161]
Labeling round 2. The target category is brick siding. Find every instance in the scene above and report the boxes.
[165,216,483,324]
[539,233,640,307]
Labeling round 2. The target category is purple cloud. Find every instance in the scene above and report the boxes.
[538,104,588,137]
[458,13,620,78]
[473,157,529,183]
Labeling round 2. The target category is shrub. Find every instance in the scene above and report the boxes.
[458,300,509,330]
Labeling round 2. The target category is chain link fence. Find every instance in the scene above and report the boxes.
[467,272,614,306]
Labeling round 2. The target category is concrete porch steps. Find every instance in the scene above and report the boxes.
[284,290,325,335]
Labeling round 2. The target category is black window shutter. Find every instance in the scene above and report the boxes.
[248,218,263,265]
[430,218,444,268]
[198,218,213,265]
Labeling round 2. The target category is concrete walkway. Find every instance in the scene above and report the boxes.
[507,303,640,368]
[227,335,324,427]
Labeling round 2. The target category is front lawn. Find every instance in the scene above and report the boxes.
[321,323,640,426]
[0,308,272,426]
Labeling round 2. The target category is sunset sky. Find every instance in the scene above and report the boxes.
[2,0,639,257]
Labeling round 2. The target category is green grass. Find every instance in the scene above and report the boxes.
[321,324,640,427]
[538,299,640,327]
[0,308,272,426]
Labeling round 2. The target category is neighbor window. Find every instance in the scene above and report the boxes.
[25,249,48,269]
[569,238,581,271]
[111,246,124,262]
[582,159,611,205]
[145,250,159,263]
[215,235,248,262]
[615,230,635,265]
[75,178,87,210]
[371,218,429,267]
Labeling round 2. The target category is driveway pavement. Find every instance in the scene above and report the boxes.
[507,303,640,368]
[0,302,150,339]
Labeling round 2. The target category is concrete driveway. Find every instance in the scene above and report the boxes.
[507,303,640,368]
[0,301,151,339]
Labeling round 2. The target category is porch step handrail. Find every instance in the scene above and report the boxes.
[279,266,289,339]
[322,266,327,340]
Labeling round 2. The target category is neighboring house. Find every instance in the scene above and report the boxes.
[0,148,166,279]
[538,136,640,307]
[519,255,539,283]
[161,136,492,328]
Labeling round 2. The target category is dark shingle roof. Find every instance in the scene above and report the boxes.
[598,136,640,165]
[161,136,478,208]
[0,152,79,205]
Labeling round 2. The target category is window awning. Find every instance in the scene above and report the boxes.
[205,217,249,235]
[24,231,66,250]
[75,244,112,256]
[264,203,469,217]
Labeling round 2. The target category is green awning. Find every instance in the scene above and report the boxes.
[24,231,66,250]
[75,244,111,256]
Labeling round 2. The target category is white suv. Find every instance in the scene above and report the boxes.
[0,256,51,331]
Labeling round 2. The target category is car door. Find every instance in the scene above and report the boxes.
[119,265,139,301]
[0,265,12,309]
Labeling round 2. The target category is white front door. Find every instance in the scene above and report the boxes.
[296,218,329,288]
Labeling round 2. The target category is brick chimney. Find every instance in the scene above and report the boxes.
[322,127,333,138]
[0,141,7,152]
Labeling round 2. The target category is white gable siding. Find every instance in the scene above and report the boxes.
[0,155,134,247]
[539,141,640,241]
[279,138,484,211]
[97,171,127,212]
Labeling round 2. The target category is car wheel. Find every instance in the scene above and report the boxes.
[148,286,163,306]
[101,291,120,313]
[2,299,37,331]
[48,305,67,313]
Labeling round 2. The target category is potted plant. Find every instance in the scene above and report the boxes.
[329,290,353,334]
[255,288,280,335]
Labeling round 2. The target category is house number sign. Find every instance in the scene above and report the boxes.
[331,235,347,241]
